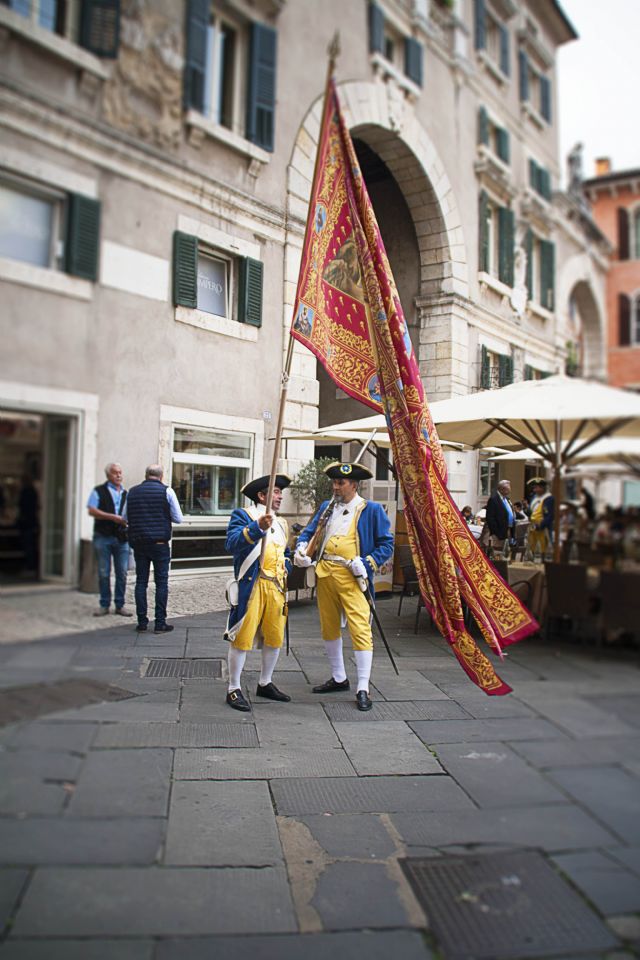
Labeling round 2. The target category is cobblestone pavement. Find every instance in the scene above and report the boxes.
[0,597,639,958]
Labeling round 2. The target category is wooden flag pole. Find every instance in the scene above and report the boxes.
[260,35,341,562]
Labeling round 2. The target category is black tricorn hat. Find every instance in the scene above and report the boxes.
[324,462,373,482]
[241,474,291,503]
[527,476,547,489]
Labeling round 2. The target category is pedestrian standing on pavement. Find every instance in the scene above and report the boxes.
[123,464,183,634]
[294,462,394,712]
[484,479,515,556]
[224,474,292,712]
[87,462,131,617]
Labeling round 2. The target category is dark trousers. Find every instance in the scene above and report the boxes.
[133,541,171,627]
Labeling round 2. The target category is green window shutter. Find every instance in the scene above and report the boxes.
[369,3,385,54]
[499,353,513,387]
[478,106,489,146]
[246,23,277,152]
[540,241,555,311]
[524,364,533,380]
[541,370,552,379]
[480,344,490,389]
[499,23,510,76]
[498,206,514,286]
[496,127,510,164]
[183,0,208,112]
[172,231,198,308]
[529,158,537,190]
[474,0,486,50]
[404,37,423,87]
[238,257,263,327]
[618,207,630,261]
[540,75,551,122]
[518,50,529,101]
[80,0,120,58]
[65,194,100,281]
[619,294,631,346]
[540,168,551,201]
[479,190,490,273]
[525,228,533,302]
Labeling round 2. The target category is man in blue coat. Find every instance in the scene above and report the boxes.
[294,462,394,711]
[224,474,292,712]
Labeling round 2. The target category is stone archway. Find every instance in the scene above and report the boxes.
[282,79,468,461]
[557,253,606,380]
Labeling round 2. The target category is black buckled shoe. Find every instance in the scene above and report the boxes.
[312,677,350,694]
[256,682,291,702]
[226,688,251,712]
[356,690,372,712]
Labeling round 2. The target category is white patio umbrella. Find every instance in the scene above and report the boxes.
[428,375,640,558]
[488,437,640,469]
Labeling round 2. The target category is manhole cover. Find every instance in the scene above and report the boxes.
[401,849,617,959]
[144,659,223,679]
[0,679,137,727]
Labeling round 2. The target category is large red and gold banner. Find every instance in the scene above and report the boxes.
[291,80,538,694]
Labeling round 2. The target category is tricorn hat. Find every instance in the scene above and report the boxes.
[324,462,373,482]
[241,474,291,503]
[527,476,547,489]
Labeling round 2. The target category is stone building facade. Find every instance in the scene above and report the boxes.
[0,0,607,587]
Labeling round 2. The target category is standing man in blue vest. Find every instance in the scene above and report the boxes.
[87,462,131,617]
[124,464,183,633]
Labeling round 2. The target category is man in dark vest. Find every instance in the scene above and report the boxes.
[87,462,131,617]
[123,464,183,633]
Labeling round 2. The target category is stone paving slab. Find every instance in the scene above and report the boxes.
[323,700,469,722]
[271,775,474,815]
[0,817,164,865]
[546,766,640,845]
[587,694,640,728]
[451,697,536,719]
[390,802,619,851]
[432,740,568,808]
[52,690,180,723]
[154,930,433,960]
[177,681,257,723]
[0,869,28,930]
[294,813,398,859]
[173,746,356,780]
[0,751,82,815]
[253,703,342,749]
[368,669,449,701]
[164,780,283,866]
[409,717,569,744]
[606,846,640,879]
[67,748,172,817]
[519,697,638,738]
[3,645,78,669]
[333,721,441,776]
[243,672,357,705]
[510,736,640,769]
[552,850,640,915]
[94,721,258,748]
[1,721,97,752]
[311,860,415,930]
[11,866,297,936]
[0,942,153,959]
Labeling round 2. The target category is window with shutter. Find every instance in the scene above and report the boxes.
[474,0,486,50]
[478,106,489,146]
[404,36,423,87]
[499,23,509,76]
[540,240,555,311]
[498,353,513,387]
[496,127,509,164]
[80,0,120,58]
[524,364,533,380]
[480,344,490,389]
[498,206,514,287]
[618,207,630,261]
[619,293,631,346]
[518,50,529,101]
[173,231,198,308]
[540,75,551,122]
[479,190,490,274]
[238,257,263,327]
[65,194,100,281]
[246,22,277,152]
[525,228,533,302]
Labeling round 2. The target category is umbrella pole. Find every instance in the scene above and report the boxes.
[553,420,562,562]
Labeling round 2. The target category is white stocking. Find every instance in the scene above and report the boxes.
[324,637,347,683]
[227,647,246,692]
[354,649,373,693]
[259,646,281,686]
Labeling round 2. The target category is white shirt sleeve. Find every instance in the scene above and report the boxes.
[166,487,184,524]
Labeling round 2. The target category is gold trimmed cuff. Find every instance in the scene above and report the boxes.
[366,554,378,573]
[243,526,256,545]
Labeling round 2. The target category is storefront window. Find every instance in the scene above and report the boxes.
[171,426,251,517]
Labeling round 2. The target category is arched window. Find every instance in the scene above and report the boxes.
[620,292,640,346]
[634,208,640,259]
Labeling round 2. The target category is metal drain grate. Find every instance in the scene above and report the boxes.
[144,659,223,679]
[0,679,138,727]
[401,849,617,959]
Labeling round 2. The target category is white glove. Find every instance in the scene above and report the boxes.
[294,549,313,568]
[296,541,308,556]
[350,557,367,579]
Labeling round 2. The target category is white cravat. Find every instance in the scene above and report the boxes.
[324,494,363,539]
[247,504,286,545]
